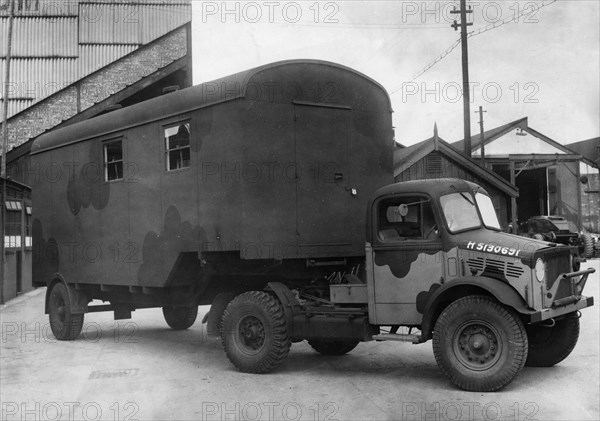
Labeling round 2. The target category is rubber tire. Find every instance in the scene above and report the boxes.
[433,295,528,392]
[163,305,198,330]
[308,340,359,356]
[48,283,84,341]
[525,314,579,367]
[581,233,594,259]
[221,291,291,373]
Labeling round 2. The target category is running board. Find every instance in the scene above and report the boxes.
[372,333,421,343]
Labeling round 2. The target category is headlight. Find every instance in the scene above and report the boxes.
[535,258,546,282]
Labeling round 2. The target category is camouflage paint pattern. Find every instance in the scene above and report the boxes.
[31,60,394,293]
[367,179,579,327]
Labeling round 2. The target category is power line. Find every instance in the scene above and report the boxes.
[395,0,558,87]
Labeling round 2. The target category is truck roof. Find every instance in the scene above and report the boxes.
[371,178,486,200]
[31,59,392,156]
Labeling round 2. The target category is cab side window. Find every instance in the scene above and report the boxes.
[377,196,436,242]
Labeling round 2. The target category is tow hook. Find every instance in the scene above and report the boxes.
[539,319,556,328]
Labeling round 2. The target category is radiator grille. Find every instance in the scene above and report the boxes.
[545,254,571,299]
[467,257,525,279]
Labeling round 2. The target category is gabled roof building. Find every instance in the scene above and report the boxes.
[395,126,518,230]
[453,118,599,233]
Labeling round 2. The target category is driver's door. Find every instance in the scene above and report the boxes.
[367,194,445,325]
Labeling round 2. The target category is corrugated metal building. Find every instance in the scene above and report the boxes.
[1,0,191,123]
[1,0,192,302]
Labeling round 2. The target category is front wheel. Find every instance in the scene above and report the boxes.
[308,340,359,356]
[48,283,84,341]
[221,291,291,373]
[433,295,528,392]
[525,314,579,367]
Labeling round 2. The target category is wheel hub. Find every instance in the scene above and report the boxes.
[455,323,501,370]
[238,316,265,351]
[52,296,66,324]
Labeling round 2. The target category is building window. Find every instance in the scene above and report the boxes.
[165,122,191,171]
[25,205,32,247]
[5,201,22,211]
[103,140,124,181]
[4,202,22,248]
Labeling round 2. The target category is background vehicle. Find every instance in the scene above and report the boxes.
[31,60,594,392]
[519,215,595,258]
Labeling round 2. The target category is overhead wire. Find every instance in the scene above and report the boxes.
[392,0,558,91]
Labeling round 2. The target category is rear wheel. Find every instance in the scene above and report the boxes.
[163,305,198,330]
[48,283,84,341]
[221,291,291,373]
[308,340,359,356]
[525,314,579,367]
[433,295,528,392]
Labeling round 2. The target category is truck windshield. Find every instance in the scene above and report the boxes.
[475,192,501,230]
[440,192,480,232]
[440,191,501,233]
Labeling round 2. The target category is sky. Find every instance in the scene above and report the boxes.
[191,0,600,146]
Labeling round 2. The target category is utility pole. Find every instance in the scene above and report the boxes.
[476,106,487,167]
[451,0,473,157]
[1,0,16,304]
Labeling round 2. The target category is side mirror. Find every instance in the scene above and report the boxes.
[397,204,409,217]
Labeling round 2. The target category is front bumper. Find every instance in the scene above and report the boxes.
[528,295,594,323]
[529,267,595,323]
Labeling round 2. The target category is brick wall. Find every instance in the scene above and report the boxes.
[5,26,188,151]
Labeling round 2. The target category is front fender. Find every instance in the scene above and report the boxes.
[266,282,302,339]
[419,276,530,341]
[44,275,89,315]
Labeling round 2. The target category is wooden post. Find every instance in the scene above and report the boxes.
[510,159,518,234]
[451,0,473,157]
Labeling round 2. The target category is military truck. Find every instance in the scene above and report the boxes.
[31,60,594,392]
[519,215,595,259]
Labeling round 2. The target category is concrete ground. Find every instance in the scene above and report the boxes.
[1,260,598,421]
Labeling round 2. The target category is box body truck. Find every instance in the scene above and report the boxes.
[31,60,594,391]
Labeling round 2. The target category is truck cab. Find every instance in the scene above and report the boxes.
[366,179,592,330]
[220,178,594,392]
